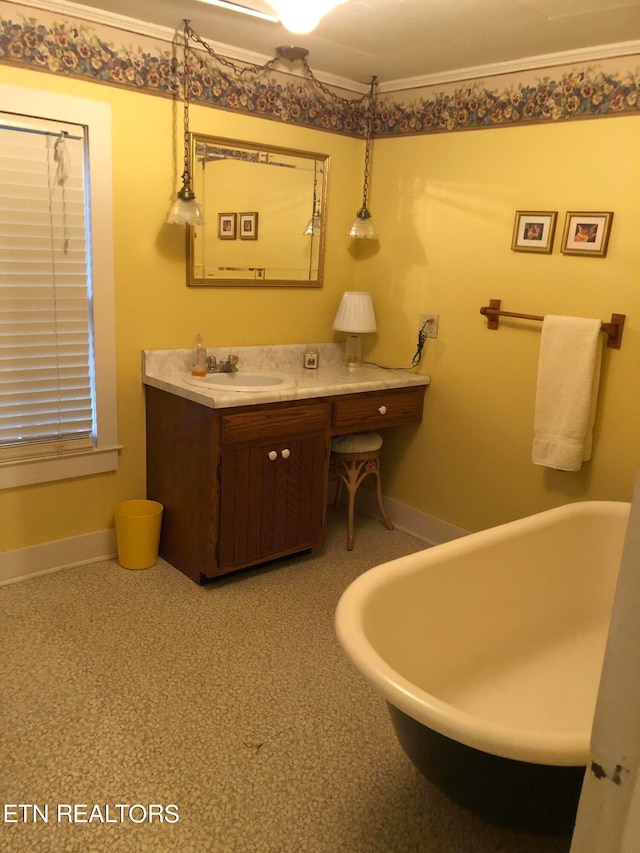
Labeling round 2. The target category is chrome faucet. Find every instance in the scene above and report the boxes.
[206,354,239,373]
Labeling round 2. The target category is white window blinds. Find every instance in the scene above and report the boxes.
[0,116,95,462]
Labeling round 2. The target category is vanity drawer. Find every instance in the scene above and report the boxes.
[332,386,425,434]
[221,401,329,446]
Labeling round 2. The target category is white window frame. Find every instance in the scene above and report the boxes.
[0,84,119,488]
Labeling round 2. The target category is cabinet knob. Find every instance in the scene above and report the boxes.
[378,405,387,415]
[268,450,278,461]
[281,448,291,459]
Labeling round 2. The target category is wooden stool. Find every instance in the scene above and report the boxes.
[330,431,394,551]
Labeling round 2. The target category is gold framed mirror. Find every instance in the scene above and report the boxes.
[187,134,329,287]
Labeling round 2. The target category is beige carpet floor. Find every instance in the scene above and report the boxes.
[1,513,573,852]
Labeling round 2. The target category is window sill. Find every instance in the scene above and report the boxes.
[0,445,122,489]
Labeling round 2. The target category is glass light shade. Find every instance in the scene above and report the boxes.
[347,208,378,239]
[166,195,205,226]
[267,0,349,33]
[304,213,322,236]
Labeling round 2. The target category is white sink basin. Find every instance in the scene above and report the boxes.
[184,369,296,393]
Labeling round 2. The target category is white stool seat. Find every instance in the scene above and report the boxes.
[331,432,383,454]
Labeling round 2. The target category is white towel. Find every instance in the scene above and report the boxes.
[532,315,603,471]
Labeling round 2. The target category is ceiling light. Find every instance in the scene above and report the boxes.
[195,0,278,23]
[266,0,350,33]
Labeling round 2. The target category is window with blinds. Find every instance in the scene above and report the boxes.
[0,115,95,463]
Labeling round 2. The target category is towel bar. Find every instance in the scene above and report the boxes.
[480,299,625,349]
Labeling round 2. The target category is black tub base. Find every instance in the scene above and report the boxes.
[387,703,584,835]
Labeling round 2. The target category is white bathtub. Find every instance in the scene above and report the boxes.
[335,500,631,831]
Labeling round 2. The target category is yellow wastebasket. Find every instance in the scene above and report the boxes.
[114,499,163,570]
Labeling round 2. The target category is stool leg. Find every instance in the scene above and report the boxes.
[346,476,357,551]
[331,450,392,550]
[374,471,394,531]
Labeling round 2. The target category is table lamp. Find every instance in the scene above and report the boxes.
[332,291,377,369]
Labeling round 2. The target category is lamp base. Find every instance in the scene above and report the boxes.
[344,334,364,370]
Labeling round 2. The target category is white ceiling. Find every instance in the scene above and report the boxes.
[68,0,640,88]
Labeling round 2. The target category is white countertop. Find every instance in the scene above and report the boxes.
[142,344,430,409]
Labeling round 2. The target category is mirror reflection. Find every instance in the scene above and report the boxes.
[187,134,328,287]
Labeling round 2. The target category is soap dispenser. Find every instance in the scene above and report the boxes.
[192,333,207,377]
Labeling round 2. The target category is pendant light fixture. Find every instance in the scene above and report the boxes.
[348,75,378,240]
[304,160,322,237]
[170,22,378,242]
[266,0,350,34]
[167,20,205,226]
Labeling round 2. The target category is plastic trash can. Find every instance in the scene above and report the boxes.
[114,499,163,570]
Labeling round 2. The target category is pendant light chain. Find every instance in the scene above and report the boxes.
[166,20,205,223]
[299,57,369,108]
[184,20,281,79]
[360,76,377,214]
[180,21,193,199]
[183,20,370,111]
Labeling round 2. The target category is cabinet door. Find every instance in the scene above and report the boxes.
[218,433,328,570]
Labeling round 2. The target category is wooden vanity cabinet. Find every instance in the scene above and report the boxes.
[218,402,329,572]
[145,387,219,584]
[144,386,330,583]
[145,382,426,584]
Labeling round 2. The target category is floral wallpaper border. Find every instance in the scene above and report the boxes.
[1,1,640,138]
[377,62,640,136]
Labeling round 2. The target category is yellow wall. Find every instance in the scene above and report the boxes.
[361,118,640,530]
[0,64,363,550]
[3,61,640,552]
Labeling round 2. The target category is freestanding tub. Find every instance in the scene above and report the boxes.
[335,501,631,833]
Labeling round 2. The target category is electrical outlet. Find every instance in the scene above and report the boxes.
[419,313,440,340]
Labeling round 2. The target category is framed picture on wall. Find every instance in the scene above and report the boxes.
[511,210,557,254]
[561,211,614,257]
[218,212,237,240]
[239,212,259,240]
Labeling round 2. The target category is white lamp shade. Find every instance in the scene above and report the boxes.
[267,0,349,33]
[333,291,377,333]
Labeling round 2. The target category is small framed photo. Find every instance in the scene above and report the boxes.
[218,212,237,240]
[239,212,258,240]
[511,210,557,254]
[561,211,614,257]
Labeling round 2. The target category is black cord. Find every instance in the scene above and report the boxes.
[364,321,428,371]
[412,323,428,367]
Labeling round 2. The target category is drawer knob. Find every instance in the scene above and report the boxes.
[281,448,291,459]
[268,450,278,461]
[378,405,387,415]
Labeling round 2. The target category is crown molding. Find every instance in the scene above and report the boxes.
[377,39,640,93]
[14,0,370,94]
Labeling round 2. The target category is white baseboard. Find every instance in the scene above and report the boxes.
[355,489,469,545]
[0,529,117,586]
[1,493,467,587]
